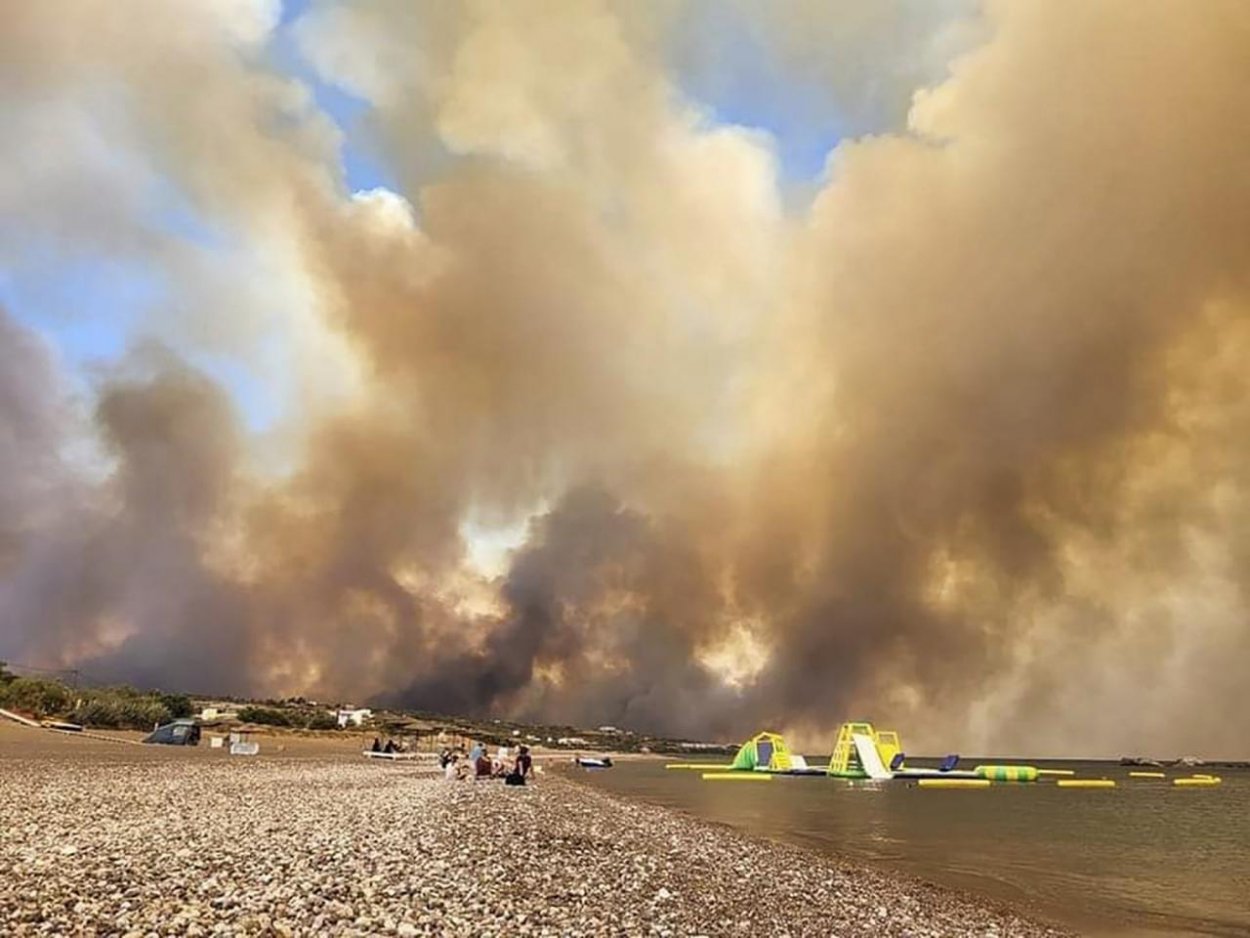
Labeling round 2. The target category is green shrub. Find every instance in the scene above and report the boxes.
[303,711,339,731]
[66,690,173,729]
[0,677,73,716]
[237,706,292,727]
[68,697,122,728]
[158,693,194,719]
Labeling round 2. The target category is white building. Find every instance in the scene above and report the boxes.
[336,707,373,727]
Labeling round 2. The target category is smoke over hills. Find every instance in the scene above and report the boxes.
[2,1,1249,755]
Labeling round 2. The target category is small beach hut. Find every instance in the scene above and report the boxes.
[730,731,793,772]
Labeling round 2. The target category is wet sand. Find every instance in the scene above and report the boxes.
[0,723,1072,936]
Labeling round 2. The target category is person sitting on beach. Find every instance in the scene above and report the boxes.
[505,745,533,786]
[438,747,452,769]
[444,754,459,781]
[383,739,396,754]
[474,752,492,779]
[371,737,382,753]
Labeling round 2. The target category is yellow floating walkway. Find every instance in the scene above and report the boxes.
[1174,776,1221,787]
[1057,779,1116,788]
[1129,771,1166,778]
[702,772,772,782]
[1036,769,1075,776]
[918,779,991,789]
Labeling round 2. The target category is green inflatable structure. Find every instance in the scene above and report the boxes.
[731,731,793,772]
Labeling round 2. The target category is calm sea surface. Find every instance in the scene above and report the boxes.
[575,758,1250,936]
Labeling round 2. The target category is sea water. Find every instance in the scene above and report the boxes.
[577,759,1250,936]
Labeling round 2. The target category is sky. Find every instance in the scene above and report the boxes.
[2,0,925,434]
[2,0,1249,757]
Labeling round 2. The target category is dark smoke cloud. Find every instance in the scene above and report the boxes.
[2,1,1250,755]
[0,338,256,693]
[0,308,66,566]
[393,486,741,738]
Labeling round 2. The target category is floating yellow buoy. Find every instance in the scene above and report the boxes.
[701,772,772,781]
[974,765,1038,782]
[1037,769,1076,776]
[1057,779,1116,788]
[1174,777,1221,787]
[917,779,991,789]
[1129,771,1166,778]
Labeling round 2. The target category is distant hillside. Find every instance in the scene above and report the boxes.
[0,662,735,754]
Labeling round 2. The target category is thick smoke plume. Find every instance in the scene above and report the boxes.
[2,1,1249,755]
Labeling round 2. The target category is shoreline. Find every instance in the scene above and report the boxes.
[1,727,1073,937]
[557,767,1086,936]
[555,771,1075,936]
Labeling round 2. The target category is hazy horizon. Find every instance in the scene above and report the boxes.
[3,1,1249,757]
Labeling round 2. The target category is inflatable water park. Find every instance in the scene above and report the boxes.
[667,722,1223,789]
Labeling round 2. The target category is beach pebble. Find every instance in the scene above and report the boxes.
[0,748,1072,938]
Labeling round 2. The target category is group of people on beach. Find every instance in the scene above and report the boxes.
[440,743,534,786]
[370,737,404,754]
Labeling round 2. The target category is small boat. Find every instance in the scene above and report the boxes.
[574,756,614,769]
[43,720,84,732]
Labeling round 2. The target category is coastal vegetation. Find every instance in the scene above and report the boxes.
[235,705,297,727]
[0,664,192,730]
[0,663,734,753]
[234,705,339,730]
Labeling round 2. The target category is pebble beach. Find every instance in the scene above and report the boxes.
[0,727,1072,937]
